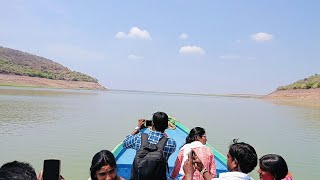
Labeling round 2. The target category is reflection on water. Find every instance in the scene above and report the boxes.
[0,87,319,179]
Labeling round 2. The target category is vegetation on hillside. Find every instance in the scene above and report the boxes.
[0,46,98,82]
[277,74,320,90]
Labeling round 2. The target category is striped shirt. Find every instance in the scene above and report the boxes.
[123,130,176,160]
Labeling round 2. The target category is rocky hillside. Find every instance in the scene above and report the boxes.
[0,46,98,82]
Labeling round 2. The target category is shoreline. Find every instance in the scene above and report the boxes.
[264,88,320,101]
[263,88,320,108]
[0,74,106,90]
[1,74,318,104]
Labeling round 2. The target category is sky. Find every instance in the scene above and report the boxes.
[1,0,319,94]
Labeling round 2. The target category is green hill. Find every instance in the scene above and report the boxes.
[0,46,98,82]
[277,74,320,90]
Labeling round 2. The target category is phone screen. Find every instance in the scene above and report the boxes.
[43,159,60,180]
[145,120,152,127]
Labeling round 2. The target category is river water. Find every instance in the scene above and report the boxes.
[0,87,319,179]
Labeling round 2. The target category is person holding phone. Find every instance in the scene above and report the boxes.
[170,127,216,180]
[182,139,257,180]
[37,159,65,180]
[122,111,176,161]
[122,111,176,179]
[89,150,125,180]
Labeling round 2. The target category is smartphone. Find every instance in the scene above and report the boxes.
[145,120,152,127]
[189,150,195,159]
[43,159,61,180]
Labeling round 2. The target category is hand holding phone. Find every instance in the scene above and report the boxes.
[42,159,61,180]
[145,120,152,127]
[189,150,195,160]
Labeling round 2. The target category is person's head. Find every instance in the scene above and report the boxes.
[90,150,117,180]
[258,154,288,180]
[227,139,257,174]
[0,161,37,180]
[186,127,207,145]
[152,112,168,132]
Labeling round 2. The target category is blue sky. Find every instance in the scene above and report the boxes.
[1,0,319,94]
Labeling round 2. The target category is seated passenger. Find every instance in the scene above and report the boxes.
[171,127,216,179]
[258,154,293,180]
[0,161,37,180]
[182,139,258,180]
[89,150,125,180]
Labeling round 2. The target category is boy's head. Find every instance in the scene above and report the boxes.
[0,161,37,180]
[152,112,168,132]
[227,139,258,174]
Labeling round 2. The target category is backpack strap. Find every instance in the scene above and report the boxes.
[156,136,169,173]
[156,136,168,150]
[140,133,149,147]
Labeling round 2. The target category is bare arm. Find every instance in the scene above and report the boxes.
[130,119,146,135]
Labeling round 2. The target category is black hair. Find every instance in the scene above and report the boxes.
[259,154,288,180]
[0,161,37,180]
[152,112,168,132]
[90,150,117,180]
[228,139,258,174]
[186,127,206,144]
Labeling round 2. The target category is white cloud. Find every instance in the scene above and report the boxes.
[251,32,273,42]
[179,33,188,40]
[115,27,151,40]
[128,54,144,60]
[179,46,205,55]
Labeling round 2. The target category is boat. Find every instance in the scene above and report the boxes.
[112,117,228,179]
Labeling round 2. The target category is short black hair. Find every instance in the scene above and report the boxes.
[228,139,257,174]
[259,154,288,180]
[90,150,117,180]
[152,112,168,132]
[0,161,37,180]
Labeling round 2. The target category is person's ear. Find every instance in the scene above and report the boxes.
[233,158,240,170]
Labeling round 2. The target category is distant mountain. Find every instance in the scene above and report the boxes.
[277,74,320,90]
[0,46,98,82]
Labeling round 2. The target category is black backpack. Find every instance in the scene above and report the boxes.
[130,133,168,180]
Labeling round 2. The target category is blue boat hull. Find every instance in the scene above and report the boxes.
[113,121,228,179]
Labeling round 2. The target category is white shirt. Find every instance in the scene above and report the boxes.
[179,141,205,175]
[213,172,251,180]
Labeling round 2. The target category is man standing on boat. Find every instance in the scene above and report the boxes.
[122,111,177,180]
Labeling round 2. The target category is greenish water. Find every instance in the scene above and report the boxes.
[0,87,319,179]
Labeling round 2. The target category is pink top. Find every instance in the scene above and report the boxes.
[171,142,216,180]
[283,173,293,180]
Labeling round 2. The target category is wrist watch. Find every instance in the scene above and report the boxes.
[200,168,208,176]
[134,126,140,130]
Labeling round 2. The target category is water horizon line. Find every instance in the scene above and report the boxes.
[109,89,265,98]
